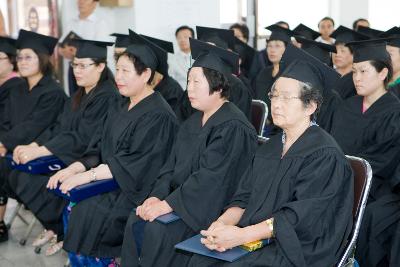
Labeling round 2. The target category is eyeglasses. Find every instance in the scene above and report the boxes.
[70,62,95,70]
[268,92,301,102]
[16,55,37,62]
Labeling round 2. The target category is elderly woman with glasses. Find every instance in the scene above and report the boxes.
[188,59,354,267]
[7,39,120,255]
[0,30,66,243]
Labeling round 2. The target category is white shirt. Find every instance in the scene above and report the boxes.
[62,12,111,42]
[168,50,192,90]
[315,36,335,45]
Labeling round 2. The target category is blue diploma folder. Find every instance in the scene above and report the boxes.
[175,234,271,262]
[5,153,65,174]
[49,178,119,203]
[132,209,181,224]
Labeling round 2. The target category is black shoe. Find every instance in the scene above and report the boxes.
[0,220,8,242]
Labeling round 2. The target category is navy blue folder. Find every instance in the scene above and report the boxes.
[49,178,119,203]
[132,208,181,224]
[175,234,250,262]
[5,153,65,174]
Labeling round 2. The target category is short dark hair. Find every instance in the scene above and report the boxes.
[175,25,195,38]
[318,17,335,27]
[35,50,54,76]
[115,51,155,85]
[5,53,17,71]
[369,59,393,89]
[229,23,249,41]
[275,21,290,29]
[200,67,230,99]
[299,82,323,121]
[352,18,369,30]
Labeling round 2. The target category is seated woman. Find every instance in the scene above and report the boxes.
[328,39,400,266]
[188,60,354,267]
[48,35,179,265]
[7,39,119,254]
[0,29,65,243]
[121,39,258,267]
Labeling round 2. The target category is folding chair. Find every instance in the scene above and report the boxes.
[6,202,36,246]
[250,100,268,144]
[5,154,65,252]
[337,155,373,267]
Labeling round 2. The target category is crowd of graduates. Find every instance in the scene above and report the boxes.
[0,14,399,267]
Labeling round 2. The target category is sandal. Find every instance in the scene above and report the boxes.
[0,220,8,243]
[45,238,63,256]
[32,229,55,247]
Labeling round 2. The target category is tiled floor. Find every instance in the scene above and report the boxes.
[0,199,68,267]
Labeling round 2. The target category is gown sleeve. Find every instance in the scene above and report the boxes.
[106,112,178,206]
[0,89,65,151]
[165,123,257,232]
[148,141,178,200]
[272,149,354,267]
[43,94,119,165]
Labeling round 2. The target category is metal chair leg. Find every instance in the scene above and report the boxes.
[19,217,36,246]
[5,203,22,229]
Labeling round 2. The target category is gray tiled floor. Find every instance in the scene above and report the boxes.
[0,199,68,267]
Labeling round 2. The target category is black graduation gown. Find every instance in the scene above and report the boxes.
[0,74,66,150]
[389,83,400,99]
[316,87,342,132]
[154,75,183,111]
[188,126,354,267]
[355,146,400,267]
[121,102,257,267]
[0,75,65,201]
[0,77,24,132]
[330,93,400,200]
[174,75,252,122]
[330,93,400,267]
[6,79,120,236]
[63,92,179,258]
[333,72,356,99]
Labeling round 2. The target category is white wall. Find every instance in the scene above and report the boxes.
[61,0,220,45]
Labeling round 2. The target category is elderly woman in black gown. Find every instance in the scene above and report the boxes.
[188,59,354,267]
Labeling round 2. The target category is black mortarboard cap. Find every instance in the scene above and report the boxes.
[110,33,130,48]
[190,38,239,75]
[16,29,58,55]
[265,24,294,43]
[60,31,82,47]
[293,23,320,40]
[233,36,256,72]
[128,30,168,75]
[280,43,340,92]
[0,37,17,56]
[380,27,400,48]
[140,35,174,54]
[357,26,383,38]
[295,36,335,66]
[330,26,369,44]
[346,38,391,63]
[74,39,113,59]
[196,26,235,50]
